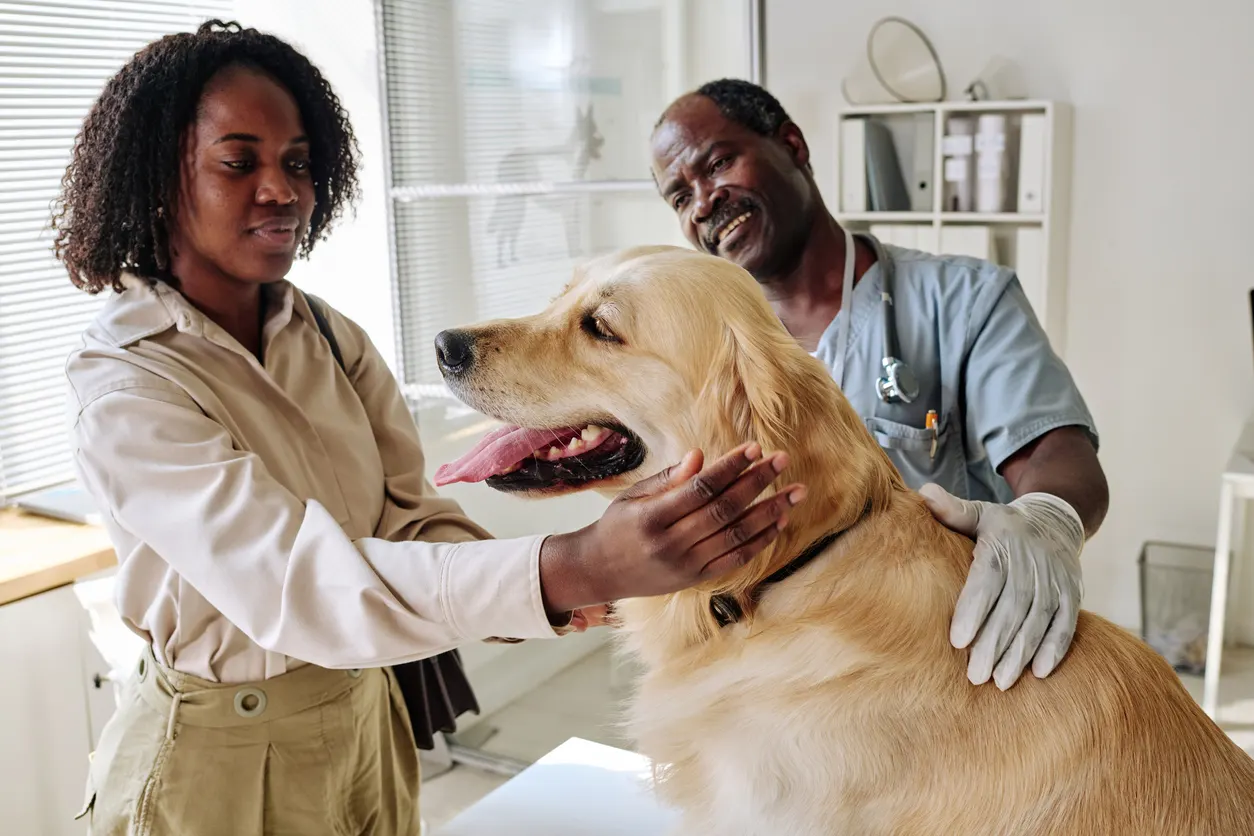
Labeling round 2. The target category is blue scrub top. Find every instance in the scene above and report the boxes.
[811,235,1099,504]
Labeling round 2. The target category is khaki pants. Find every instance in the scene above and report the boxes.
[77,647,422,835]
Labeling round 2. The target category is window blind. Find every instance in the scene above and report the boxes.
[377,0,761,395]
[0,0,231,503]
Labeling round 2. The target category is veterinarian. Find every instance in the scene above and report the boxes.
[650,79,1110,692]
[54,24,800,835]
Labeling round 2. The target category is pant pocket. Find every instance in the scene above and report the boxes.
[338,670,422,834]
[385,669,423,831]
[83,686,169,835]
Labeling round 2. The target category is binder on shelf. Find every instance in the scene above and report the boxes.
[869,224,939,254]
[939,225,996,263]
[909,113,934,212]
[870,224,914,249]
[840,118,867,213]
[1014,226,1047,319]
[1016,113,1047,214]
[864,120,911,212]
[870,224,898,246]
[916,224,939,254]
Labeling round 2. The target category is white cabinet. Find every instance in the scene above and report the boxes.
[0,584,114,836]
[835,100,1074,354]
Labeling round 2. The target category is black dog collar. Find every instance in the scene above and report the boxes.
[709,498,874,628]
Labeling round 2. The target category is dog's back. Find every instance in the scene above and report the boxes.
[868,499,1254,834]
[878,495,1254,835]
[624,490,1254,835]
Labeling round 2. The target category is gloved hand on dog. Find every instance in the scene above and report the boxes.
[918,484,1086,691]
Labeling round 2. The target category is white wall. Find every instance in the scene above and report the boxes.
[765,0,1254,633]
[234,0,398,371]
[233,0,753,376]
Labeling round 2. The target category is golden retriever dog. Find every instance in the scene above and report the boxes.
[433,245,1254,834]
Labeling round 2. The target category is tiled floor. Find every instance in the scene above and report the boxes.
[420,643,1254,829]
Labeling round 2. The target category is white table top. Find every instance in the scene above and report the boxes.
[432,738,680,835]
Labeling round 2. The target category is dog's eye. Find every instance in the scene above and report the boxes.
[581,314,620,344]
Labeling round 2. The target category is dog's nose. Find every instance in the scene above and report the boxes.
[435,329,475,376]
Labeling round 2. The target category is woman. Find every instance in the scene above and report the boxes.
[53,20,803,836]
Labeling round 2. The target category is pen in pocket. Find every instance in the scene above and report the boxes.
[925,410,938,460]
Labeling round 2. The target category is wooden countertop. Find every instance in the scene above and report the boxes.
[0,508,117,606]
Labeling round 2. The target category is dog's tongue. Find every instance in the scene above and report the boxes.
[434,425,558,486]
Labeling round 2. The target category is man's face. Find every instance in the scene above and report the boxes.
[650,96,814,281]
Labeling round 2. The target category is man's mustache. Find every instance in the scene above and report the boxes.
[702,198,757,252]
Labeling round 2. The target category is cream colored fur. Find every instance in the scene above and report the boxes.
[444,245,1254,835]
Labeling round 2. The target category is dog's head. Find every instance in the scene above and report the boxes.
[433,245,896,535]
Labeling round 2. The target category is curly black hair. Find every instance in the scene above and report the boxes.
[659,78,794,137]
[52,19,360,294]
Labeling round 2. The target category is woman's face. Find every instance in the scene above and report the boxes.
[168,64,316,288]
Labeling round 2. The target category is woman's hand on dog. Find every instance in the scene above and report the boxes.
[538,443,806,620]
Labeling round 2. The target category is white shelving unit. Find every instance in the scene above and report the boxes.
[834,100,1073,352]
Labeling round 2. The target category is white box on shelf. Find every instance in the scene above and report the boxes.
[869,223,896,246]
[916,225,939,254]
[840,119,867,213]
[869,224,914,248]
[940,225,995,262]
[1017,113,1047,214]
[975,114,1010,213]
[941,116,976,212]
[868,224,938,253]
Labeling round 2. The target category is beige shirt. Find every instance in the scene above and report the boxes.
[66,275,559,684]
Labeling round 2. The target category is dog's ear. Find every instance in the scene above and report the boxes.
[699,303,903,545]
[698,319,812,463]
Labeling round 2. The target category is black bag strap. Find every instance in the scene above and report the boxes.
[303,291,346,373]
[297,288,481,749]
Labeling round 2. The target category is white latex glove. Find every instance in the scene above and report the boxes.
[919,484,1086,691]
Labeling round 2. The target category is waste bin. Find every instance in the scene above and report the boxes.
[1138,540,1215,676]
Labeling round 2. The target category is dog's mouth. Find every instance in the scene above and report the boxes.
[433,422,646,494]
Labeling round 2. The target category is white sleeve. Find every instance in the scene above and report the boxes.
[71,382,560,670]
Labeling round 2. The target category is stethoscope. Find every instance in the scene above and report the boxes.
[832,227,920,404]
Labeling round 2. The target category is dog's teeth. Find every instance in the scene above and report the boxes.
[582,425,606,443]
[567,437,583,450]
[547,446,563,460]
[500,462,521,474]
